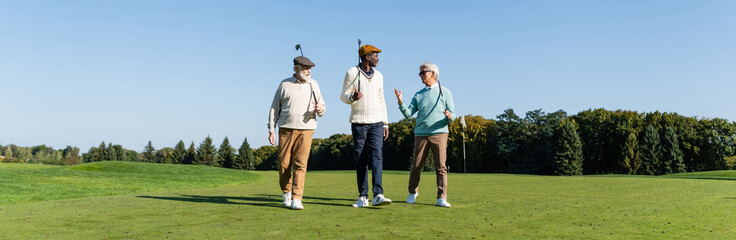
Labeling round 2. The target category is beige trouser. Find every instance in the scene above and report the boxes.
[409,133,448,199]
[278,128,314,200]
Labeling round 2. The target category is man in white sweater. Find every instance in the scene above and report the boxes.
[340,44,392,208]
[268,56,325,210]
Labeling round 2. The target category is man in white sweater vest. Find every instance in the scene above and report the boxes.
[340,44,392,207]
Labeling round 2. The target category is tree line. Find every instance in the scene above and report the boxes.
[1,144,81,165]
[3,108,735,176]
[306,108,736,175]
[81,136,259,170]
[249,108,736,175]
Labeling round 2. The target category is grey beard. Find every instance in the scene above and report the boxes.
[297,72,311,81]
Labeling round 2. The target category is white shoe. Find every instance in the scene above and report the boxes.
[291,199,304,210]
[436,198,451,208]
[372,194,392,206]
[406,193,418,204]
[282,192,292,207]
[351,196,369,208]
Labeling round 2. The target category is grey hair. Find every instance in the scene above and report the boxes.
[294,64,305,73]
[420,62,439,80]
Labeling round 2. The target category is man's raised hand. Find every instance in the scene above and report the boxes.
[394,89,403,105]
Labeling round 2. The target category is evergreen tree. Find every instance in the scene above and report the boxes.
[172,140,186,164]
[86,142,105,162]
[496,109,529,174]
[196,136,217,166]
[142,141,155,162]
[184,142,196,164]
[236,137,255,170]
[83,147,95,163]
[111,145,125,161]
[218,137,236,168]
[662,126,686,174]
[551,119,583,175]
[108,143,118,161]
[621,132,641,174]
[98,141,108,161]
[639,125,662,175]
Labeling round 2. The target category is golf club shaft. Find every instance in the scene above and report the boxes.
[357,39,361,92]
[437,80,451,126]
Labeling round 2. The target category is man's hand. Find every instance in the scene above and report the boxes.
[352,88,363,101]
[444,110,452,119]
[268,132,276,145]
[383,127,389,141]
[314,103,325,115]
[394,89,403,105]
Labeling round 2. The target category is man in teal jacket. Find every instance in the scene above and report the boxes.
[394,62,455,208]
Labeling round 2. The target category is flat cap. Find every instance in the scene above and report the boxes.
[359,45,382,57]
[293,56,315,67]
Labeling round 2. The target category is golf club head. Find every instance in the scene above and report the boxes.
[358,39,362,46]
[295,44,304,56]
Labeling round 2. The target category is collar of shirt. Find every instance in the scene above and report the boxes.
[357,65,374,78]
[424,82,438,90]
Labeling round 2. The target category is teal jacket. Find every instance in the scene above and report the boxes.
[398,85,455,136]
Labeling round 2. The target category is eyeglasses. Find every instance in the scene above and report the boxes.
[419,70,432,76]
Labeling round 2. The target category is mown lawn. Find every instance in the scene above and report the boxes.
[1,162,735,239]
[0,161,260,204]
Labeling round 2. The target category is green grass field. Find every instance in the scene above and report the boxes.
[1,162,735,239]
[0,161,260,204]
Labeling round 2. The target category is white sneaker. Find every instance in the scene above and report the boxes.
[372,194,392,206]
[351,196,369,208]
[291,199,304,210]
[436,198,451,208]
[282,192,292,207]
[406,193,418,204]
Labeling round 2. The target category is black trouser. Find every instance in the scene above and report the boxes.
[351,122,384,197]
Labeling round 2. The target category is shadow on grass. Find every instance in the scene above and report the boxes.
[253,194,388,209]
[253,193,354,202]
[137,194,375,208]
[406,202,438,207]
[664,176,736,181]
[137,195,283,208]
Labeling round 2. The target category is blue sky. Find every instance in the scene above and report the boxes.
[1,1,735,152]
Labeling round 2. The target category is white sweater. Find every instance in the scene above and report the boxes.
[268,77,326,132]
[340,66,388,126]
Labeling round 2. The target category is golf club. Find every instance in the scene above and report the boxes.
[295,44,303,56]
[294,44,318,111]
[437,79,451,126]
[357,39,361,92]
